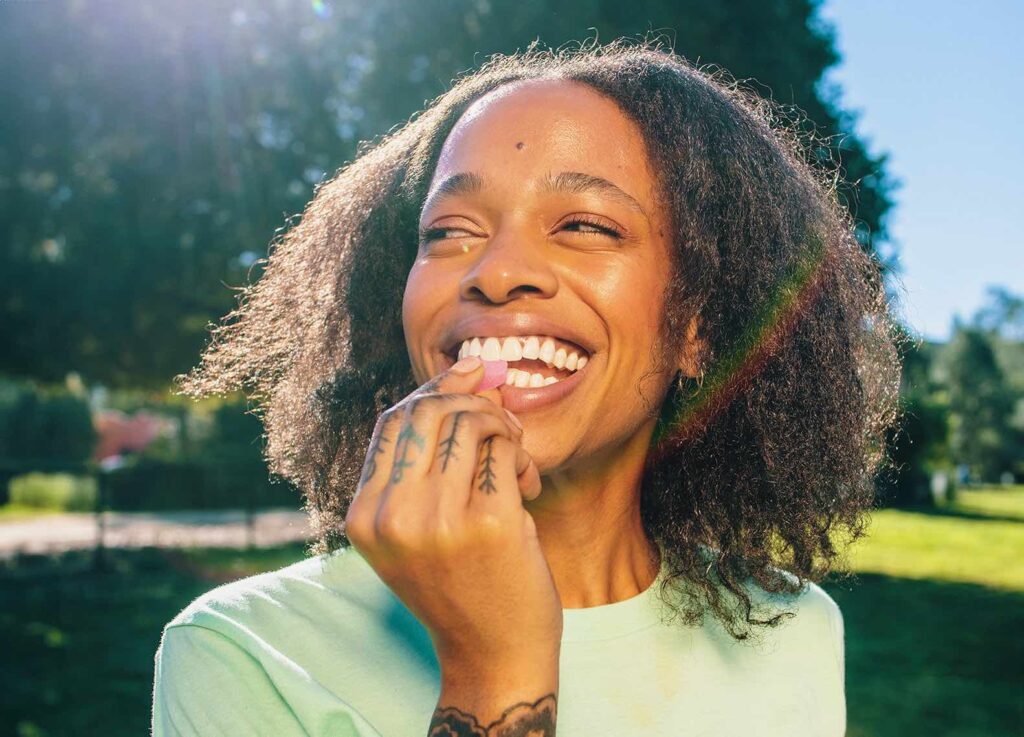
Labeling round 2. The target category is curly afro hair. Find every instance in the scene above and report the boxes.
[175,36,904,642]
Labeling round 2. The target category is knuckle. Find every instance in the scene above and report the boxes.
[375,510,409,544]
[432,516,460,552]
[473,511,506,541]
[489,435,512,452]
[344,502,374,545]
[465,412,496,433]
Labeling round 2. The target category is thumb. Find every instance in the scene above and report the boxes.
[433,356,507,406]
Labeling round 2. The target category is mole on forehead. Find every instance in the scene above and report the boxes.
[516,141,525,150]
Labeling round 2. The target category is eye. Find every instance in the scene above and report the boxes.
[418,226,471,245]
[560,216,622,239]
[417,216,624,246]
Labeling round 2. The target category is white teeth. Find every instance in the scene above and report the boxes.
[481,337,501,360]
[539,338,556,363]
[451,335,591,371]
[499,336,523,361]
[506,368,563,388]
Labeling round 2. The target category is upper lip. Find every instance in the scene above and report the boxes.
[440,314,596,359]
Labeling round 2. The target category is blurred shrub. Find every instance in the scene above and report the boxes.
[0,380,96,463]
[102,458,299,511]
[198,399,266,464]
[9,472,98,511]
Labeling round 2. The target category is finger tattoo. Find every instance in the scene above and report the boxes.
[390,421,426,483]
[437,411,464,473]
[360,431,390,485]
[476,436,498,495]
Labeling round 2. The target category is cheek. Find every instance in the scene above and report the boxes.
[401,261,437,335]
[588,257,668,342]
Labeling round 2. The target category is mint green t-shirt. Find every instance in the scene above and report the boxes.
[151,545,845,736]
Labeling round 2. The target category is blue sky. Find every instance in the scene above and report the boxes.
[819,0,1023,342]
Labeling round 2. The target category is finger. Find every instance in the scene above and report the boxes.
[346,409,404,546]
[429,410,524,514]
[353,409,404,501]
[417,356,508,408]
[516,454,543,502]
[468,435,524,517]
[387,393,522,486]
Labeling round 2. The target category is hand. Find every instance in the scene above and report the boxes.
[344,356,563,669]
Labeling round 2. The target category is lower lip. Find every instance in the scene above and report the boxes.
[441,354,591,412]
[498,361,589,413]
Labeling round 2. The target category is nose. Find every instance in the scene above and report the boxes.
[458,225,558,304]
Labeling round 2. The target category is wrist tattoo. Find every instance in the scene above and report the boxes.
[428,692,557,736]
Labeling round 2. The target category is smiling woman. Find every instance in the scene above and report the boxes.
[156,37,903,737]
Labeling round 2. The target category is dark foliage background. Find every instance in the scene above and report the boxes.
[0,0,895,389]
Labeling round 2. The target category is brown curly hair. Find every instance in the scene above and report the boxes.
[175,36,904,642]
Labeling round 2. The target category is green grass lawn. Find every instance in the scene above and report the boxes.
[1,488,1021,736]
[828,485,1024,737]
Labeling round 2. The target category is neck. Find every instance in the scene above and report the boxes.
[523,419,662,609]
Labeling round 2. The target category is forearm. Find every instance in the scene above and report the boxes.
[430,653,559,735]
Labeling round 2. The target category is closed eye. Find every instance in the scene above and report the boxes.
[560,216,622,239]
[418,217,622,244]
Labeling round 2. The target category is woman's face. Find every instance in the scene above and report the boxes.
[403,78,687,473]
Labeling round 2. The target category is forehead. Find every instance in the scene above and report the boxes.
[428,78,657,206]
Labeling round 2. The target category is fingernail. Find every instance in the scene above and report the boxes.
[478,359,508,390]
[451,355,482,374]
[504,408,523,431]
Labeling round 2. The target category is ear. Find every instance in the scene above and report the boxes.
[676,314,705,378]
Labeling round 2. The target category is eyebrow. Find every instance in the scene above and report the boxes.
[420,170,648,219]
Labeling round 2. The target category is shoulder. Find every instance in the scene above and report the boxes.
[695,545,843,633]
[153,547,394,736]
[163,545,393,642]
[736,564,845,675]
[692,546,844,655]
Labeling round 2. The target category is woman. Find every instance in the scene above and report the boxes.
[153,38,902,736]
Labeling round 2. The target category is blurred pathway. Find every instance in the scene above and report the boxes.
[0,509,312,557]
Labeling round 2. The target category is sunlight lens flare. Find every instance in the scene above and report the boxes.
[650,232,832,460]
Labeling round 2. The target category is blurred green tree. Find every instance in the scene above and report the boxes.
[0,383,97,465]
[0,0,895,388]
[944,323,1017,482]
[876,325,951,507]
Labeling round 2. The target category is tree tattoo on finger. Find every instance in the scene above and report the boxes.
[476,436,498,495]
[437,411,464,473]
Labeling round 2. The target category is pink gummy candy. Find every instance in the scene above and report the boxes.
[478,359,508,390]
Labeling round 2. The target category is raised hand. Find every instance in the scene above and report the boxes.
[344,356,561,735]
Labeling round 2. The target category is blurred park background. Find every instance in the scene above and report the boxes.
[1,0,1021,735]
